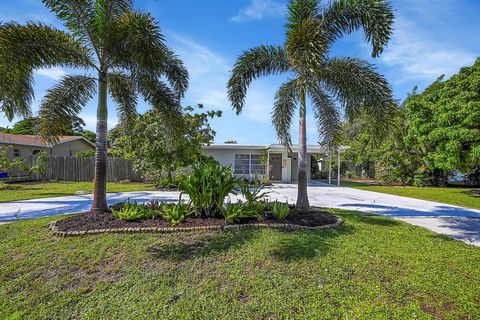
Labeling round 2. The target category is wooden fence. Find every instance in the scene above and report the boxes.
[28,156,142,182]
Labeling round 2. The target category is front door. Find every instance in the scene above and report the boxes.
[269,154,282,181]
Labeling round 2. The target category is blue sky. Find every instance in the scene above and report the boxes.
[1,0,479,144]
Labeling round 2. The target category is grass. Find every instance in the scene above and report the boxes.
[319,179,480,210]
[0,181,155,202]
[1,209,479,319]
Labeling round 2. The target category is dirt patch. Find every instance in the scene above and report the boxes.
[54,209,339,234]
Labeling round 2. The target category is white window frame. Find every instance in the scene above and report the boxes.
[234,154,266,175]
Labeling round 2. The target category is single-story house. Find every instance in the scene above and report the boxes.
[0,133,95,177]
[201,143,339,183]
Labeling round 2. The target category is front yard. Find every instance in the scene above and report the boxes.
[1,209,479,319]
[0,181,155,203]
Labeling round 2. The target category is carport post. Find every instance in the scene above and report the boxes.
[337,149,341,186]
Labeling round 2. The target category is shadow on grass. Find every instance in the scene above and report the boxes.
[342,213,402,226]
[146,229,260,261]
[269,224,355,262]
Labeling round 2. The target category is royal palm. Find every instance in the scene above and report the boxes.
[0,0,188,211]
[228,0,396,212]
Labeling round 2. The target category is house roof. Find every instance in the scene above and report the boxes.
[202,144,350,153]
[0,133,95,148]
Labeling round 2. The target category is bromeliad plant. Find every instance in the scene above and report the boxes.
[112,201,155,221]
[180,160,241,218]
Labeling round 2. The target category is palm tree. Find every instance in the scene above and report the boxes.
[0,0,188,211]
[227,0,396,212]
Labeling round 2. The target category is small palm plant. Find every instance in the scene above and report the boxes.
[0,0,188,211]
[227,0,396,212]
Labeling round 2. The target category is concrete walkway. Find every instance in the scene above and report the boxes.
[1,182,479,246]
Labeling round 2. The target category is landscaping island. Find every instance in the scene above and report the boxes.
[51,208,341,236]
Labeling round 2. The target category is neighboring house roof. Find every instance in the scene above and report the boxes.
[0,133,95,148]
[202,144,350,153]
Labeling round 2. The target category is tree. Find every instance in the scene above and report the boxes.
[30,151,49,181]
[113,104,221,184]
[227,0,395,212]
[403,60,480,185]
[0,1,188,211]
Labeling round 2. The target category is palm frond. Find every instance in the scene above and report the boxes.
[38,75,96,143]
[135,73,181,116]
[286,15,328,73]
[42,0,97,52]
[108,72,137,124]
[160,47,189,98]
[0,68,33,121]
[321,0,394,57]
[319,57,394,119]
[309,84,342,145]
[0,22,93,69]
[0,22,92,120]
[108,11,167,72]
[287,0,320,29]
[272,79,300,146]
[228,45,290,114]
[92,0,133,46]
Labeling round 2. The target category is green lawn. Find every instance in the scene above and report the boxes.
[1,210,479,319]
[0,181,155,202]
[319,179,480,210]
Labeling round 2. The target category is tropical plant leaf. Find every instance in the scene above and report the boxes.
[228,45,290,114]
[321,0,394,57]
[38,75,96,144]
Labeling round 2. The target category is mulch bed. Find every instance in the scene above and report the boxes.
[54,209,339,233]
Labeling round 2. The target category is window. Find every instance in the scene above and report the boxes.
[234,154,266,175]
[13,149,21,158]
[234,154,250,174]
[250,154,266,174]
[32,150,41,156]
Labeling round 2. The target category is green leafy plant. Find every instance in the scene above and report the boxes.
[271,201,290,220]
[30,151,49,180]
[161,202,191,226]
[180,160,241,218]
[241,185,268,204]
[224,202,260,223]
[0,182,21,191]
[112,201,155,221]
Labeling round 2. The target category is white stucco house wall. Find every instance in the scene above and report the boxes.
[201,143,333,183]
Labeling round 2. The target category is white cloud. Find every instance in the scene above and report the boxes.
[169,34,282,124]
[170,34,231,109]
[379,14,476,83]
[230,0,286,22]
[34,67,66,80]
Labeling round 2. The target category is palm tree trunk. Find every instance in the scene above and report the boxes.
[296,88,310,213]
[91,72,108,211]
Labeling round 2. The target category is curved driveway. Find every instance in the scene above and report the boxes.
[1,182,479,246]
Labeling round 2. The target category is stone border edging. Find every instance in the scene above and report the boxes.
[48,216,343,237]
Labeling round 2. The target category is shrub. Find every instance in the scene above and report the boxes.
[161,202,191,226]
[271,201,290,220]
[224,202,260,223]
[180,161,241,218]
[0,182,21,191]
[241,185,268,204]
[112,201,155,221]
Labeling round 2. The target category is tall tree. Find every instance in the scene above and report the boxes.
[0,0,188,211]
[227,0,396,212]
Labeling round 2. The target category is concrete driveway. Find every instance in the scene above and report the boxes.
[1,182,479,246]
